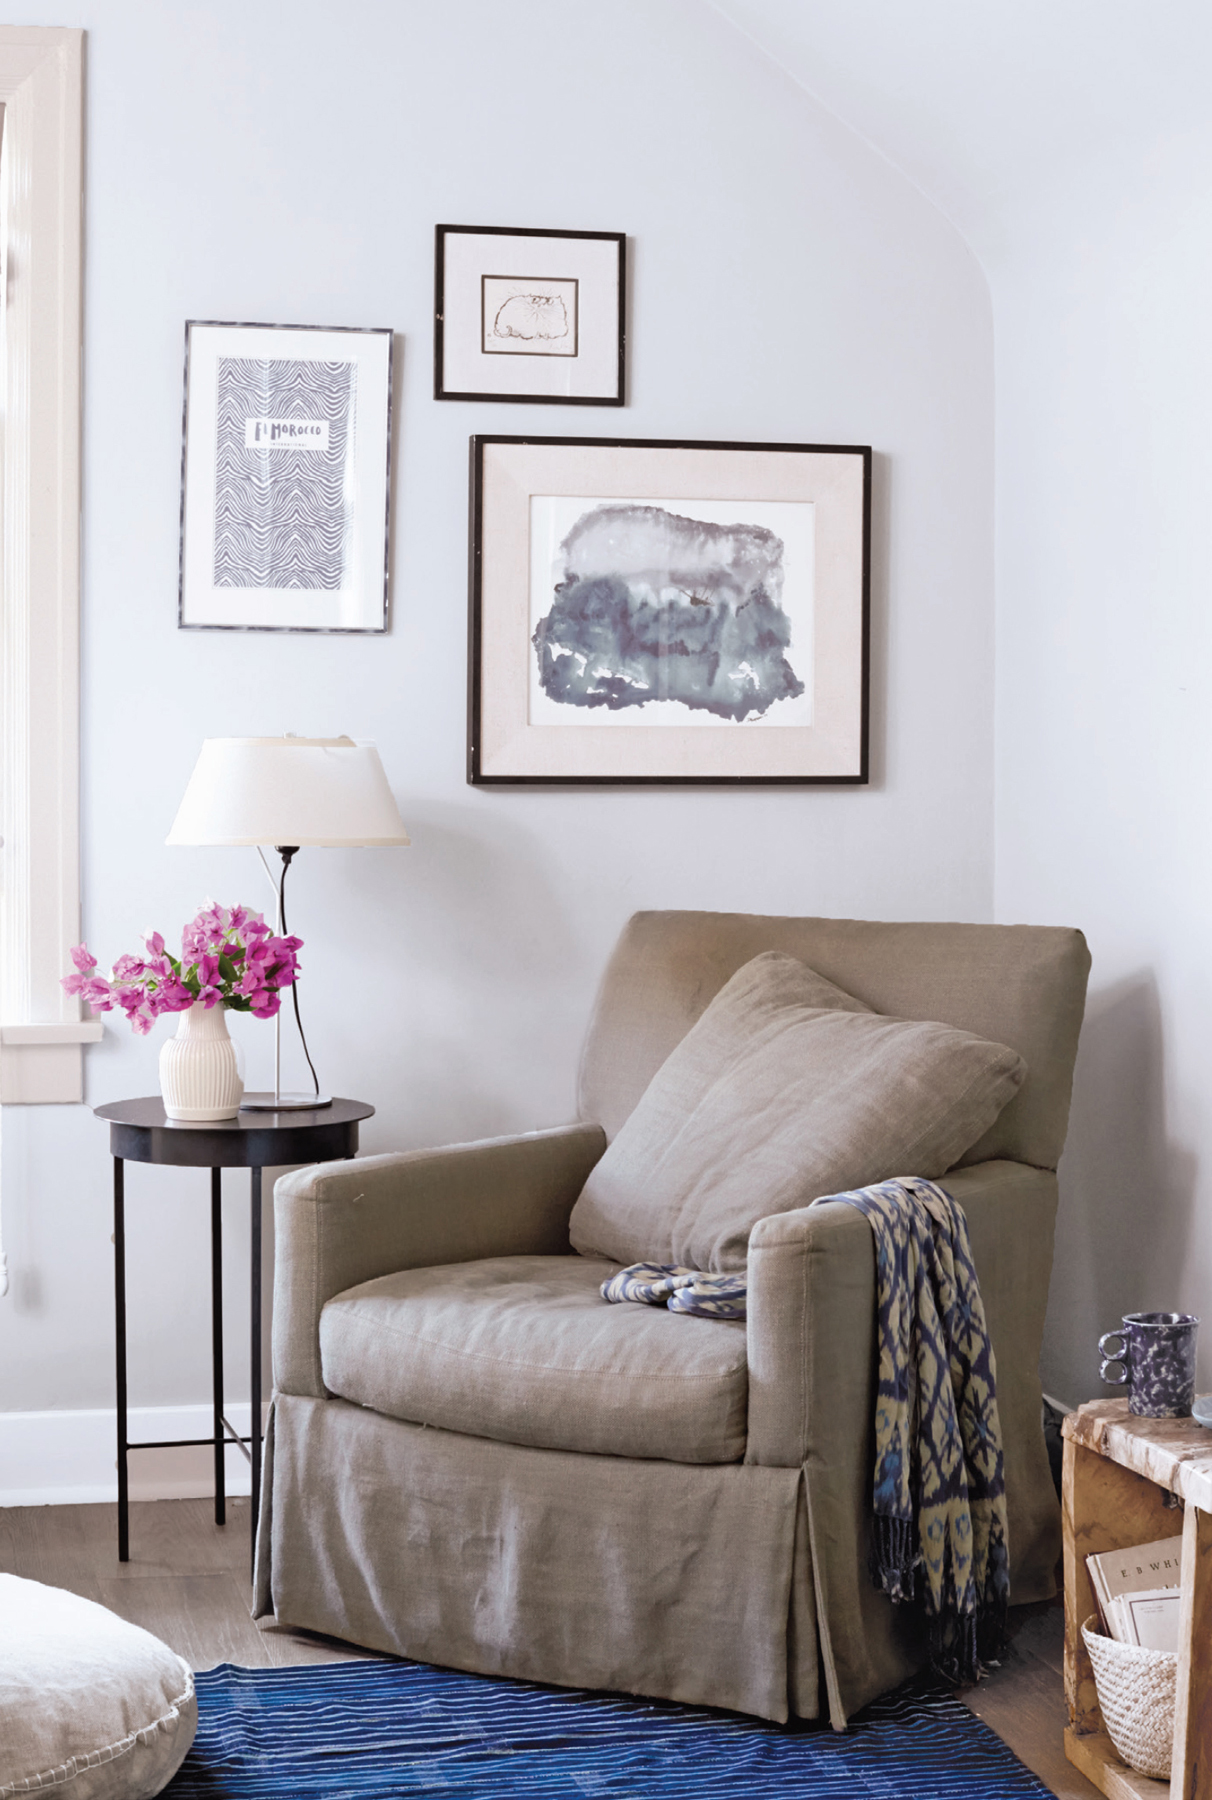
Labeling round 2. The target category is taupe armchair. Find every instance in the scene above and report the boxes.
[254,911,1089,1726]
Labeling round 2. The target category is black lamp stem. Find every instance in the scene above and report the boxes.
[274,846,320,1100]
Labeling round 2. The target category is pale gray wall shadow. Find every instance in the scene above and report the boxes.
[383,332,406,629]
[1043,972,1198,1403]
[328,802,591,1057]
[865,450,890,790]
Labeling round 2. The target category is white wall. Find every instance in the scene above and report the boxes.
[0,0,994,1465]
[991,120,1212,1404]
[700,0,1212,1411]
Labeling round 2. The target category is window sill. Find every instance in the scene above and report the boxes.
[0,1022,100,1102]
[1,1022,103,1045]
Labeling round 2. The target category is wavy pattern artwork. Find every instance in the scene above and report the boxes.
[213,358,354,590]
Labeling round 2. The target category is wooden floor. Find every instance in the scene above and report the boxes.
[0,1498,1100,1798]
[0,1496,369,1672]
[966,1598,1101,1799]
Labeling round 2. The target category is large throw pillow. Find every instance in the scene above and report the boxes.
[568,951,1026,1270]
[0,1574,196,1800]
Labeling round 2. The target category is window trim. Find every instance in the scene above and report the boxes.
[0,27,86,1104]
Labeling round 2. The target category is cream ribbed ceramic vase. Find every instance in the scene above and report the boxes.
[159,1002,243,1121]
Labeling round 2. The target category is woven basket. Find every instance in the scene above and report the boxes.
[1082,1615,1178,1780]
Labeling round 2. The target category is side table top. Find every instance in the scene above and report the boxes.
[1064,1397,1212,1510]
[93,1095,374,1169]
[95,1095,374,1130]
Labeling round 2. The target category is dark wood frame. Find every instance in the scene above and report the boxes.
[435,225,626,405]
[467,433,871,787]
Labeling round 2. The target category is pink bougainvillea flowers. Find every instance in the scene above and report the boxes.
[62,902,302,1036]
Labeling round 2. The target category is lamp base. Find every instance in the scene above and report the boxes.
[240,1091,333,1112]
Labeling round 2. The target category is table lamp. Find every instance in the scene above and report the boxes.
[166,735,410,1110]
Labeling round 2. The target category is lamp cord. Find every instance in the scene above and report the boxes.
[276,848,320,1098]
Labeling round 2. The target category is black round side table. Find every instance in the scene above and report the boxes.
[93,1096,374,1575]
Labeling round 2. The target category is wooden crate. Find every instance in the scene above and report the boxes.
[1063,1399,1212,1798]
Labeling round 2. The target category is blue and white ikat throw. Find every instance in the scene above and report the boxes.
[813,1176,1010,1686]
[601,1263,747,1320]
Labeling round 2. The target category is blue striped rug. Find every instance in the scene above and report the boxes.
[164,1657,1057,1798]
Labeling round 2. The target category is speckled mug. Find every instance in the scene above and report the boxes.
[1099,1311,1200,1418]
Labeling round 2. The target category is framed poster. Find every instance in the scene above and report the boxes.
[179,321,392,633]
[435,225,625,405]
[469,435,871,785]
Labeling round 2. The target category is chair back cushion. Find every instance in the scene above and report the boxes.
[568,952,1025,1269]
[578,911,1090,1170]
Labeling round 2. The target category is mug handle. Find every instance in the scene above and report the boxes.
[1099,1330,1129,1384]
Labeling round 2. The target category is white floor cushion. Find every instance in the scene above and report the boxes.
[0,1574,196,1800]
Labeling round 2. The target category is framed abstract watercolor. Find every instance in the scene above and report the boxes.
[435,226,625,405]
[179,321,392,633]
[468,435,871,785]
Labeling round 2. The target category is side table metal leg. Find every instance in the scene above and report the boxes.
[113,1157,129,1563]
[210,1169,225,1526]
[250,1166,262,1580]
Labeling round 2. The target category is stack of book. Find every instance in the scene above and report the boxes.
[1086,1535,1184,1653]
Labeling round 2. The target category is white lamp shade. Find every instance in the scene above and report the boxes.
[166,736,411,848]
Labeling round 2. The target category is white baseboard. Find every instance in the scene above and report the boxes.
[0,1402,270,1506]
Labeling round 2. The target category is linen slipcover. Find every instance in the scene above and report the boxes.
[259,912,1091,1728]
[258,1156,1051,1725]
[569,950,1025,1270]
[260,1393,815,1722]
[319,1252,748,1464]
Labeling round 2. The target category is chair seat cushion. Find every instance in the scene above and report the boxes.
[319,1253,748,1464]
[569,950,1027,1270]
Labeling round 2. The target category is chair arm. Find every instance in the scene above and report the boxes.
[272,1122,606,1398]
[744,1159,1060,1724]
[745,1159,1058,1474]
[745,1193,888,1725]
[944,1159,1060,1602]
[746,1196,876,1472]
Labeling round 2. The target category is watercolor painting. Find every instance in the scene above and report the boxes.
[481,275,579,357]
[529,497,815,728]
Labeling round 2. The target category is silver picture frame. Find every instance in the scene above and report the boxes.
[179,320,393,634]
